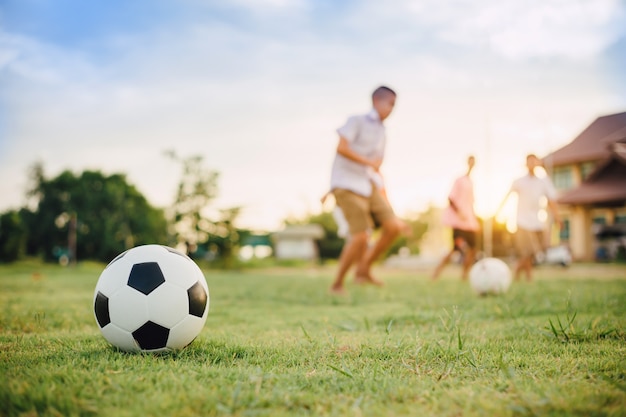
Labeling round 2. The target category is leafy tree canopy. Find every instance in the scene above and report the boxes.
[24,163,167,262]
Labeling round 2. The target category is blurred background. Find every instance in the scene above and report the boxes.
[1,0,625,265]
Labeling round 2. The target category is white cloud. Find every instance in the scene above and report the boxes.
[228,0,308,11]
[487,0,625,60]
[398,0,626,60]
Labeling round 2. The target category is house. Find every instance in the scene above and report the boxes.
[272,224,325,261]
[542,111,626,261]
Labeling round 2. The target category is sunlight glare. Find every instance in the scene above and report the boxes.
[506,217,517,233]
[496,192,517,233]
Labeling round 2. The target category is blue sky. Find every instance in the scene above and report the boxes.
[1,0,626,231]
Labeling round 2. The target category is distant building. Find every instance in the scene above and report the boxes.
[543,111,626,261]
[272,224,325,261]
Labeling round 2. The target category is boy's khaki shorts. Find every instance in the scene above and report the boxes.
[515,228,545,258]
[333,187,395,235]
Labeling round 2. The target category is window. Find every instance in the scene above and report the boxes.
[615,214,626,224]
[553,166,573,190]
[580,162,596,180]
[592,216,606,225]
[559,218,570,240]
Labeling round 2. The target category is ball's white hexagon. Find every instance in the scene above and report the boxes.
[167,316,205,350]
[100,323,141,352]
[108,286,150,332]
[93,244,210,352]
[146,282,189,328]
[94,257,132,297]
[158,251,205,290]
[119,244,169,265]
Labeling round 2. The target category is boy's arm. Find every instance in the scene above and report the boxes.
[544,178,561,227]
[336,137,382,171]
[447,179,460,213]
[547,198,562,228]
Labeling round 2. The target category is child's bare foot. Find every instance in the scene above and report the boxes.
[329,285,347,296]
[354,273,384,286]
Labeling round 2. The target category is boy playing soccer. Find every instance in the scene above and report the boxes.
[328,86,404,295]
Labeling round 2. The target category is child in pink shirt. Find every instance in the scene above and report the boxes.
[433,156,480,280]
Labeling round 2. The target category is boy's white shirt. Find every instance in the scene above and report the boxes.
[330,109,386,197]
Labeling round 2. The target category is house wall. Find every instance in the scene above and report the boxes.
[560,205,626,261]
[274,238,318,260]
[552,162,602,261]
[564,206,591,261]
[617,208,626,224]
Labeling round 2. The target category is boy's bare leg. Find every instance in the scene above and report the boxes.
[432,248,455,280]
[330,231,369,294]
[514,256,533,281]
[355,218,401,285]
[461,248,475,280]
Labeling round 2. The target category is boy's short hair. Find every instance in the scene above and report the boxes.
[372,86,396,100]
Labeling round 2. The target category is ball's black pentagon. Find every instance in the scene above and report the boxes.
[187,281,208,317]
[94,291,111,327]
[105,250,128,269]
[132,321,170,350]
[128,262,165,295]
[165,246,192,261]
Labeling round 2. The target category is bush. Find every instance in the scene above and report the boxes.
[0,210,27,262]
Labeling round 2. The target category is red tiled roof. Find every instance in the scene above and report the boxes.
[543,112,626,166]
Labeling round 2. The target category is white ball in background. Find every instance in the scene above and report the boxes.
[469,257,512,296]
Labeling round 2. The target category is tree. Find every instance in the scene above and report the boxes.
[0,210,27,262]
[24,164,167,262]
[383,211,429,257]
[199,207,243,268]
[164,150,219,251]
[164,151,246,267]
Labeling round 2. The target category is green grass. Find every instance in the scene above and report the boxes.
[1,260,625,417]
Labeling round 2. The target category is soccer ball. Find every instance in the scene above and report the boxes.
[469,257,512,296]
[93,244,209,352]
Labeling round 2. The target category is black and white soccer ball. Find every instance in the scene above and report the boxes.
[93,244,209,352]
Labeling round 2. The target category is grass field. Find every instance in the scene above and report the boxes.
[1,260,625,417]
